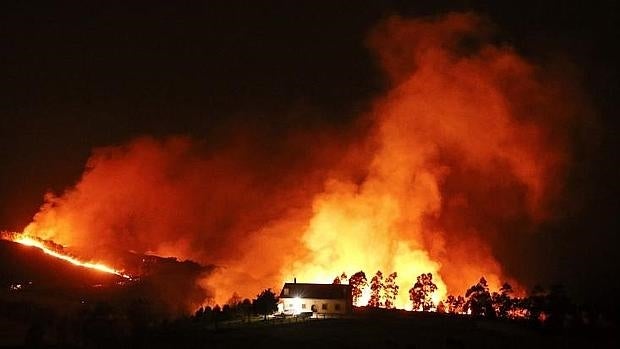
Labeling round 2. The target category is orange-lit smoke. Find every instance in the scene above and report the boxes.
[20,134,344,309]
[19,13,580,310]
[282,13,578,307]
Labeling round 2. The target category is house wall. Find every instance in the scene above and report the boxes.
[281,298,348,314]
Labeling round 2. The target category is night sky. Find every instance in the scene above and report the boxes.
[1,1,618,306]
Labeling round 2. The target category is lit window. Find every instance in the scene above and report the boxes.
[322,304,328,310]
[283,288,289,296]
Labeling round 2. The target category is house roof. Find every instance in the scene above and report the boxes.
[279,283,351,299]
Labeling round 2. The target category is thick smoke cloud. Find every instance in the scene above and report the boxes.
[285,12,580,305]
[22,132,356,308]
[22,13,582,310]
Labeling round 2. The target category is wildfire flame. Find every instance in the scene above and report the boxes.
[1,232,131,279]
[1,13,581,313]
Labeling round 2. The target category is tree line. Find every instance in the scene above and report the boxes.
[193,289,279,325]
[191,271,585,328]
[334,270,577,326]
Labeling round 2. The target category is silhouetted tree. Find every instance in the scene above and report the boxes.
[240,298,252,322]
[227,292,242,307]
[446,295,456,313]
[492,282,514,319]
[368,271,384,308]
[546,284,572,327]
[253,289,278,320]
[456,296,466,313]
[465,277,495,318]
[410,273,438,311]
[222,304,233,320]
[383,272,399,309]
[437,301,446,313]
[212,304,222,329]
[203,306,214,323]
[445,295,466,314]
[194,306,205,321]
[224,292,244,320]
[348,271,368,306]
[333,272,348,284]
[527,284,547,322]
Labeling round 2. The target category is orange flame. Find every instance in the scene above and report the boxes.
[2,232,131,279]
[4,13,580,311]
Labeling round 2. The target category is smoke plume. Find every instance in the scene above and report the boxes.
[22,13,581,310]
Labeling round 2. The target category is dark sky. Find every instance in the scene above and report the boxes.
[1,1,618,304]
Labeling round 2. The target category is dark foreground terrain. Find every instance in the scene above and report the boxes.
[1,310,618,348]
[160,315,618,349]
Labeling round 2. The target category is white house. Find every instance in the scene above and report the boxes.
[278,280,352,315]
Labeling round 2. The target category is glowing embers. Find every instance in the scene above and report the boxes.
[2,232,131,279]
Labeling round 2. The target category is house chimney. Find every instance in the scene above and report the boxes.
[294,277,296,284]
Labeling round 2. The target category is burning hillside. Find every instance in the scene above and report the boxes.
[2,13,583,311]
[0,237,126,290]
[0,232,211,317]
[1,232,130,279]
